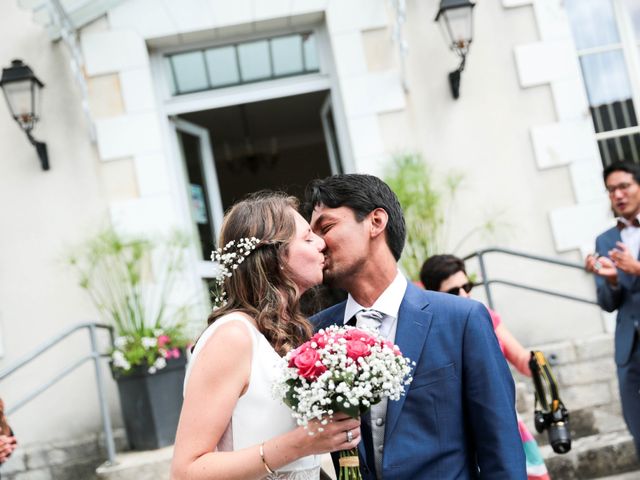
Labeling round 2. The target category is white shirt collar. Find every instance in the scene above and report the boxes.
[617,214,640,228]
[343,271,408,324]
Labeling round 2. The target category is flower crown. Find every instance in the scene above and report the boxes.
[210,237,261,307]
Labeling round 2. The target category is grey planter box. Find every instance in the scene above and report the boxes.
[114,355,186,450]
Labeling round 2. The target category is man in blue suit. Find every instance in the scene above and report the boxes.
[304,174,525,479]
[585,161,640,459]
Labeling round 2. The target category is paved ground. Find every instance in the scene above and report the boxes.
[321,455,640,480]
[595,472,640,479]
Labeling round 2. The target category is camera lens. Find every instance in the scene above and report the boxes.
[548,421,572,454]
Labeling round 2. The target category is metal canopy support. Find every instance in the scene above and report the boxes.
[389,0,409,93]
[47,0,96,141]
[16,0,126,142]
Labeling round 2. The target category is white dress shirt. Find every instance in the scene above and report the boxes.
[343,270,408,338]
[342,270,408,479]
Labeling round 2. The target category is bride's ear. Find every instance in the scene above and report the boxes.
[369,208,388,239]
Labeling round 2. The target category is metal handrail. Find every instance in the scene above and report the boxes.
[0,322,117,465]
[463,247,598,310]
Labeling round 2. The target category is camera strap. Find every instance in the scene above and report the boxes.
[530,350,562,413]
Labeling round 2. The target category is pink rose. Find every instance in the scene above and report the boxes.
[346,339,371,360]
[291,345,326,380]
[311,332,328,348]
[288,343,309,367]
[344,329,376,346]
[381,339,402,356]
[157,335,170,347]
[169,347,180,359]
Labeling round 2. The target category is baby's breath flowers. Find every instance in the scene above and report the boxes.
[111,326,189,375]
[210,237,261,307]
[273,325,413,479]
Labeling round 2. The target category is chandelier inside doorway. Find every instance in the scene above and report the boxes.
[221,104,279,174]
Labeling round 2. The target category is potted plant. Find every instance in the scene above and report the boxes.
[68,227,194,450]
[384,153,505,281]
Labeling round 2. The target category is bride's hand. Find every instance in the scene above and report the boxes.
[298,412,361,455]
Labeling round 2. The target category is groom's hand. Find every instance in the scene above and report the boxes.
[301,412,361,455]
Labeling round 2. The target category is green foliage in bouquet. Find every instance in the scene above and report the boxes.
[68,228,193,374]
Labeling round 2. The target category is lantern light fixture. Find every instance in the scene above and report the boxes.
[435,0,476,99]
[0,59,49,170]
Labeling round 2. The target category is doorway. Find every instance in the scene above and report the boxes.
[172,90,343,261]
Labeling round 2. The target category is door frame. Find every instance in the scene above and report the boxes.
[151,23,354,281]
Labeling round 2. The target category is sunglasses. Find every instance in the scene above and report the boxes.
[445,282,473,296]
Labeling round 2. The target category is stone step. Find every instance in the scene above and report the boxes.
[96,446,172,480]
[541,431,640,479]
[593,471,640,480]
[521,406,627,448]
[95,447,337,480]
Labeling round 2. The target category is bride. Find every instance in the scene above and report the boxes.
[171,192,361,480]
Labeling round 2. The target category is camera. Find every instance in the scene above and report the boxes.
[533,403,571,454]
[529,351,572,454]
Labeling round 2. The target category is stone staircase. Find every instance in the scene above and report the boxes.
[518,333,640,479]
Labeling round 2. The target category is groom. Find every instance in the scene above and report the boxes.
[304,174,525,479]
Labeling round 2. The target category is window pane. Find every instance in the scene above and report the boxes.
[205,46,240,87]
[171,51,209,93]
[598,133,640,166]
[580,51,637,132]
[238,40,272,81]
[565,0,620,50]
[271,35,304,75]
[623,0,640,40]
[166,60,177,95]
[303,34,319,71]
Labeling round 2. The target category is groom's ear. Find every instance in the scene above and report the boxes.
[368,208,388,239]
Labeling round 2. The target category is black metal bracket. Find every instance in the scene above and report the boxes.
[449,53,467,100]
[26,130,49,170]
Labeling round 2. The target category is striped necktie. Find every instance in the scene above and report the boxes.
[355,309,384,332]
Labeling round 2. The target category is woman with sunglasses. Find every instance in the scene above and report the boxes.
[420,254,550,480]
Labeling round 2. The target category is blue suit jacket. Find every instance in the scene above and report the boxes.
[312,282,526,479]
[594,226,640,366]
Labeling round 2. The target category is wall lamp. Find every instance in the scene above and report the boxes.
[435,0,476,99]
[0,59,49,170]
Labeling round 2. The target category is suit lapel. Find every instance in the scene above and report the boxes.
[313,303,346,332]
[607,229,637,289]
[384,284,432,440]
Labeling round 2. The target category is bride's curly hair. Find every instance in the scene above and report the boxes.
[207,191,313,355]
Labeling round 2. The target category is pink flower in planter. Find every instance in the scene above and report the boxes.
[157,335,171,347]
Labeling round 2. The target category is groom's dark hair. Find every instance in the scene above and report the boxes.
[303,174,406,260]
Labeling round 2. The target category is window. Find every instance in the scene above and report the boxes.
[166,33,320,95]
[565,0,640,166]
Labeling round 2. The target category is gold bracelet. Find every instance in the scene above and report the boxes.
[259,442,275,475]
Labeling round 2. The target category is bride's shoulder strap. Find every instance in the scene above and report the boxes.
[184,312,260,396]
[193,312,260,356]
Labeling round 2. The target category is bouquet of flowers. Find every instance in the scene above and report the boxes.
[274,325,413,480]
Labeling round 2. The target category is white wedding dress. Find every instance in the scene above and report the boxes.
[184,313,321,479]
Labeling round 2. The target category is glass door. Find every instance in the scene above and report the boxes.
[320,94,343,175]
[171,118,224,262]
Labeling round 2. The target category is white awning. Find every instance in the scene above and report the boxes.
[17,0,125,38]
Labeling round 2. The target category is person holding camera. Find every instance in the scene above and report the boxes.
[585,160,640,460]
[420,254,550,480]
